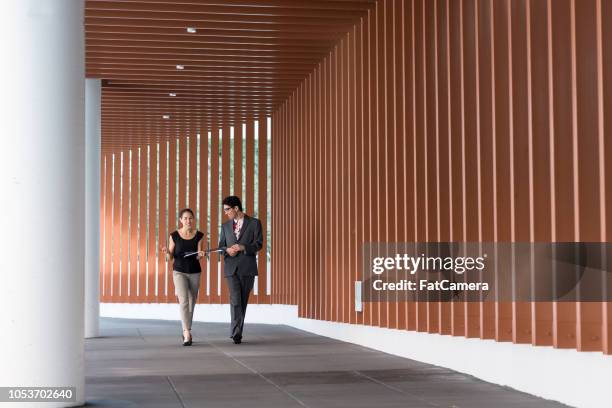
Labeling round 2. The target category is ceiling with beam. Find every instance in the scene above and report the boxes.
[85,0,376,150]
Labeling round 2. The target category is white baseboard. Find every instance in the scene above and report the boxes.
[100,302,299,325]
[101,303,612,408]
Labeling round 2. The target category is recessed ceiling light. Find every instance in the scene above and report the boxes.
[162,115,171,119]
[169,93,177,97]
[186,27,197,33]
[176,64,185,70]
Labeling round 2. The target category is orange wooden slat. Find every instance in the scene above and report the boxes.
[289,95,295,307]
[157,140,168,303]
[198,127,210,304]
[167,138,178,302]
[112,151,121,301]
[362,10,373,327]
[341,34,351,324]
[601,0,612,356]
[414,0,427,333]
[275,109,281,306]
[462,0,481,339]
[352,22,364,326]
[178,136,187,211]
[292,98,297,308]
[209,129,221,304]
[323,55,331,321]
[364,0,375,327]
[297,83,304,316]
[147,143,158,302]
[374,0,386,329]
[332,43,340,323]
[574,0,603,352]
[258,116,269,303]
[220,125,231,304]
[492,0,513,342]
[234,123,243,197]
[336,38,345,323]
[102,154,112,302]
[128,148,139,301]
[99,155,105,302]
[508,0,532,345]
[316,65,323,320]
[278,108,285,305]
[189,132,198,212]
[404,0,417,332]
[435,0,452,336]
[477,0,497,341]
[389,0,406,331]
[427,0,442,334]
[550,0,577,349]
[245,121,255,217]
[138,145,148,302]
[243,120,255,302]
[120,150,130,302]
[529,0,553,346]
[307,74,314,317]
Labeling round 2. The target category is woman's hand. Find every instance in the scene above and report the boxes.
[197,251,206,259]
[161,244,173,262]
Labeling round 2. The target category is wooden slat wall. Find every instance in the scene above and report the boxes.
[270,0,611,355]
[100,118,270,305]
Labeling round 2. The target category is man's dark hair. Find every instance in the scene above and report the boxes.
[222,196,243,212]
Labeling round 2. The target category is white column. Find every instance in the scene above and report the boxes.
[85,79,101,339]
[0,1,85,407]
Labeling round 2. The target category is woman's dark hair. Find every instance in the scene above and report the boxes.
[222,196,243,212]
[179,208,194,218]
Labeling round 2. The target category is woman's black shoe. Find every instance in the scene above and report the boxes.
[182,330,192,346]
[232,335,242,344]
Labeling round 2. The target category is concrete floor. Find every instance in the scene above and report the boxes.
[84,318,569,408]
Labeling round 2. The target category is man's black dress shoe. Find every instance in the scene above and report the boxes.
[232,335,242,344]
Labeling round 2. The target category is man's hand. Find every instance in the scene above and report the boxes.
[226,244,244,257]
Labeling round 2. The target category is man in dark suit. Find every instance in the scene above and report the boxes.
[219,195,263,344]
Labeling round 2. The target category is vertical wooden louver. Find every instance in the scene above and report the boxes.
[92,1,374,305]
[91,0,611,356]
[271,0,612,355]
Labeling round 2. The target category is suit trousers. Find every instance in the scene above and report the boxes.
[173,271,201,331]
[226,274,255,339]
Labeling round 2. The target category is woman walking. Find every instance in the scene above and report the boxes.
[161,208,205,346]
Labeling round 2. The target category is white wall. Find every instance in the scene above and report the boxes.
[101,303,612,408]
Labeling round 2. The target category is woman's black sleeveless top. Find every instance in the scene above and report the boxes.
[171,230,204,273]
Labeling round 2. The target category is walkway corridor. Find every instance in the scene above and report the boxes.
[85,318,568,408]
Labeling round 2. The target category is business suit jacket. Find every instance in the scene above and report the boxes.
[219,215,263,277]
